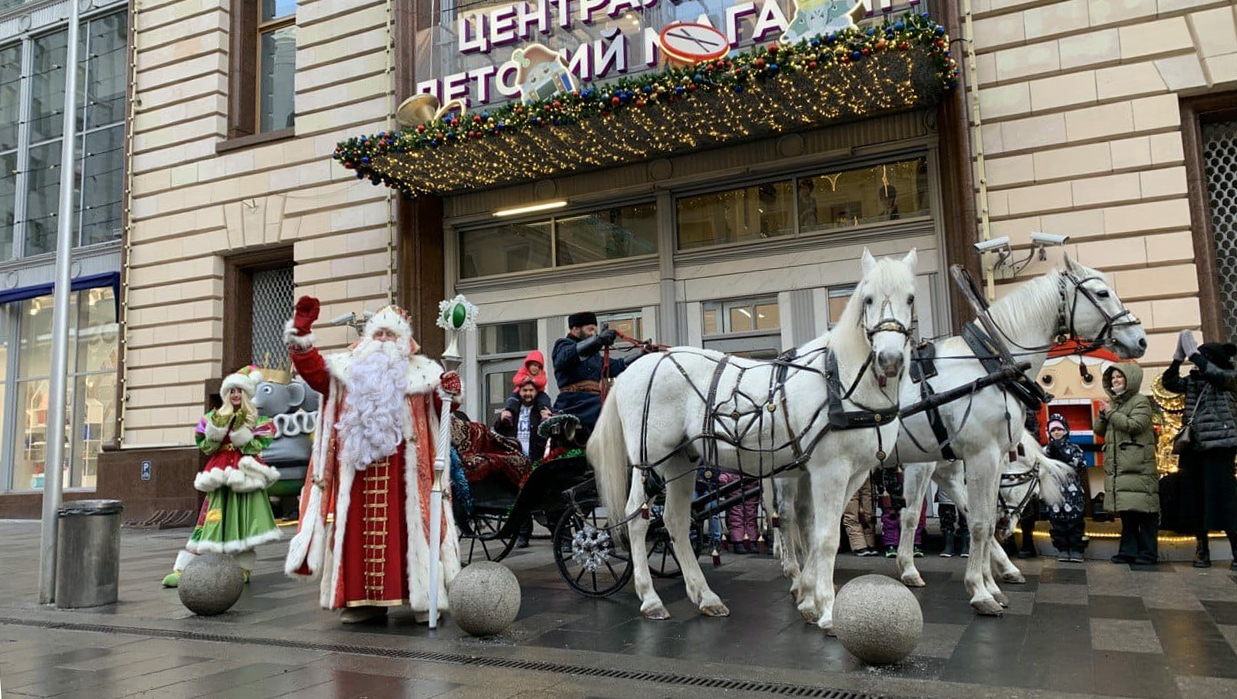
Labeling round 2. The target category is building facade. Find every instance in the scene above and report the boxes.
[970,0,1237,368]
[0,0,126,515]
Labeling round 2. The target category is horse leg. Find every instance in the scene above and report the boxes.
[802,463,852,631]
[964,452,1004,616]
[626,474,669,620]
[777,477,804,599]
[989,536,1026,584]
[665,458,728,617]
[898,463,932,588]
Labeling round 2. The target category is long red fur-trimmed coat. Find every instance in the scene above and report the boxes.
[283,339,461,612]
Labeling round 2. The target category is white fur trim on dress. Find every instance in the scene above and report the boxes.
[284,319,316,350]
[284,375,338,581]
[173,549,195,572]
[325,351,444,396]
[188,526,282,555]
[195,457,280,493]
[324,445,355,610]
[204,421,229,442]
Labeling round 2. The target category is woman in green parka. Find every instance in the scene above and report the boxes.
[1095,362,1159,565]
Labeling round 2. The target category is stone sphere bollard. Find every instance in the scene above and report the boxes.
[448,562,521,636]
[833,574,923,665]
[178,552,244,616]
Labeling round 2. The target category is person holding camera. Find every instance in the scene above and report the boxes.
[551,311,639,434]
[1162,330,1237,570]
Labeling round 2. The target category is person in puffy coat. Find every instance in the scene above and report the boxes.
[1095,362,1159,565]
[1162,331,1237,570]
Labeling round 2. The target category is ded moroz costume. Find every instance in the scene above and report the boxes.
[282,297,462,622]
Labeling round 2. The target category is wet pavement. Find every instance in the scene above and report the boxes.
[3,520,1237,698]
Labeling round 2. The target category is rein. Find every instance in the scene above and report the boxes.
[996,461,1041,531]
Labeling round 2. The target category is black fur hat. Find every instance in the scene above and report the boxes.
[1198,342,1237,370]
[568,311,598,329]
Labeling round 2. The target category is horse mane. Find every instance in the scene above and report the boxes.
[984,268,1062,342]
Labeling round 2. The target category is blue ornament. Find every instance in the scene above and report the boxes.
[894,21,904,30]
[826,33,836,43]
[852,51,862,60]
[768,63,779,72]
[361,156,370,164]
[935,26,945,35]
[810,37,820,47]
[643,84,652,93]
[866,28,875,36]
[734,85,744,93]
[675,86,685,95]
[694,73,703,82]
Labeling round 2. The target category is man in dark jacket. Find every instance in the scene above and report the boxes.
[1162,331,1237,570]
[552,311,639,433]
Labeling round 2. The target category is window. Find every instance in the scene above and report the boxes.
[702,297,781,359]
[459,202,656,279]
[676,156,931,250]
[0,11,128,260]
[222,250,294,378]
[228,1,296,139]
[477,321,537,421]
[7,287,118,492]
[258,1,296,133]
[597,311,643,341]
[826,285,857,328]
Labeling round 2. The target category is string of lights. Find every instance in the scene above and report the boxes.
[334,13,957,198]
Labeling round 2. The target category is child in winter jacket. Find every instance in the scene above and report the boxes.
[1044,413,1089,563]
[500,350,552,422]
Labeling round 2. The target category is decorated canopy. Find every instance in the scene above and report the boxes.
[335,13,958,198]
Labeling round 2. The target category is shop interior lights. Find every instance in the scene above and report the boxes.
[493,200,569,217]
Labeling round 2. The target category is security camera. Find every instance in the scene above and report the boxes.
[330,312,356,326]
[1030,231,1069,246]
[972,236,1011,253]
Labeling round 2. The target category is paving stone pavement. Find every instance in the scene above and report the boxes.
[2,521,1237,699]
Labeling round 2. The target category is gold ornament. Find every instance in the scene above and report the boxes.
[1150,374,1184,474]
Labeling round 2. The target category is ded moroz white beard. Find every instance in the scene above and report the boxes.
[337,339,409,470]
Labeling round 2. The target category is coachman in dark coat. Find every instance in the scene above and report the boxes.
[1162,332,1237,570]
[551,311,637,433]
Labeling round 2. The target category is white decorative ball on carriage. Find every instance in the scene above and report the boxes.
[448,562,522,636]
[832,574,923,665]
[178,552,245,616]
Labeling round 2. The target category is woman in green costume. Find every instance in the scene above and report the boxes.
[162,366,282,587]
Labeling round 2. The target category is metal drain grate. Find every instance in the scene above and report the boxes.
[0,616,877,699]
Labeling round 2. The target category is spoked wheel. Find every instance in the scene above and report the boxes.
[553,498,633,598]
[647,513,705,579]
[460,507,517,565]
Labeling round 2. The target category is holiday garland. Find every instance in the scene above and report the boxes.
[335,12,958,197]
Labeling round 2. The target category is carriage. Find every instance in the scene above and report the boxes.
[455,414,773,598]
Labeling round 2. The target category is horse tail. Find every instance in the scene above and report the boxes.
[588,388,632,524]
[1034,451,1072,510]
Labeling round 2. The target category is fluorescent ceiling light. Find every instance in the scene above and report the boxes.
[493,200,568,217]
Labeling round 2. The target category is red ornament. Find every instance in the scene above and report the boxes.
[517,107,525,114]
[416,124,425,132]
[842,56,850,63]
[876,40,887,50]
[899,42,909,50]
[552,100,562,109]
[343,161,353,169]
[755,57,766,68]
[687,84,696,92]
[473,115,481,123]
[768,43,779,53]
[862,48,871,56]
[936,39,946,48]
[611,96,621,106]
[809,61,818,69]
[636,98,646,106]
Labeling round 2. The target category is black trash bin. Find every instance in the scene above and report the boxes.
[55,499,123,608]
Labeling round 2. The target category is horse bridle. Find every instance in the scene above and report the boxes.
[1056,271,1141,353]
[996,463,1041,535]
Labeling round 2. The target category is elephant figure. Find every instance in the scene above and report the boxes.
[252,377,322,491]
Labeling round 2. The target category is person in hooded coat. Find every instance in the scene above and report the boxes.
[1096,362,1159,565]
[1162,331,1237,570]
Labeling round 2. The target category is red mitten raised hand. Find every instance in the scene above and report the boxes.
[293,296,320,335]
[439,371,462,396]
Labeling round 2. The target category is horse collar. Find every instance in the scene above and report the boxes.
[824,348,899,432]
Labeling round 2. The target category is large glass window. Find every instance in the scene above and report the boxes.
[2,11,128,260]
[7,288,118,492]
[477,320,538,422]
[459,202,657,279]
[259,1,296,132]
[677,156,931,250]
[702,297,781,359]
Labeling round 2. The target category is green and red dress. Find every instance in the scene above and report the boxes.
[186,412,283,554]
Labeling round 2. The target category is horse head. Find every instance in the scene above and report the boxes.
[1059,255,1147,360]
[855,248,919,384]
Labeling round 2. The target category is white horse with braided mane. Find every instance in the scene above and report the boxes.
[589,249,918,630]
[781,255,1145,616]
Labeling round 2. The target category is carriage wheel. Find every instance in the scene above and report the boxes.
[553,498,633,598]
[460,509,516,566]
[647,518,705,579]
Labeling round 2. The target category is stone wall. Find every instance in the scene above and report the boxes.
[970,0,1237,368]
[125,0,395,448]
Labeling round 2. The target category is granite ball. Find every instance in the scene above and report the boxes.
[178,552,244,616]
[833,574,923,665]
[448,562,521,636]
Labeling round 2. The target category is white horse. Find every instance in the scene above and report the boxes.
[895,429,1072,592]
[775,428,1071,600]
[589,249,919,630]
[884,255,1145,614]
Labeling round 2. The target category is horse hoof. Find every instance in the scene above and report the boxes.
[993,591,1009,607]
[901,574,926,588]
[1001,572,1027,585]
[972,599,1005,617]
[700,602,730,618]
[642,604,671,621]
[798,605,821,624]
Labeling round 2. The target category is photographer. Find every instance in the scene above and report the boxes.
[551,312,640,434]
